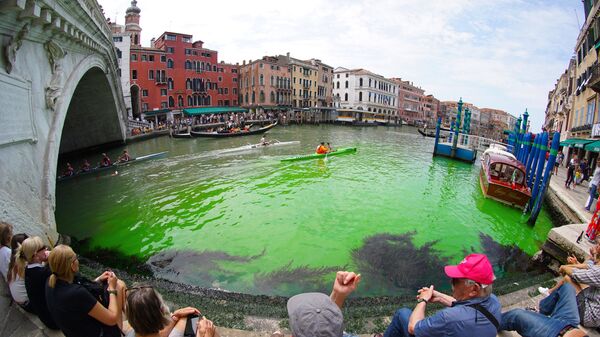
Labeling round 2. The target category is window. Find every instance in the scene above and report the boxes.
[116,48,122,59]
[160,55,166,62]
[113,36,123,42]
[359,78,363,86]
[167,59,174,68]
[359,92,362,101]
[260,74,264,86]
[185,49,192,55]
[188,96,193,106]
[270,91,275,102]
[344,93,348,101]
[167,47,175,53]
[141,54,147,61]
[161,89,167,96]
[132,70,137,79]
[142,103,148,111]
[166,34,177,41]
[345,81,348,88]
[168,78,174,90]
[233,88,237,95]
[161,102,168,108]
[182,36,191,43]
[148,70,154,80]
[218,77,222,82]
[168,96,175,107]
[149,55,154,62]
[178,96,184,107]
[224,88,228,94]
[185,60,192,69]
[336,82,339,89]
[142,89,148,97]
[587,99,596,124]
[131,53,137,61]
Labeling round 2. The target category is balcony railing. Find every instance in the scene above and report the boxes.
[571,124,592,132]
[588,63,600,93]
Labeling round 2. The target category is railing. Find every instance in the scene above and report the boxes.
[439,131,509,152]
[571,124,593,132]
[588,63,600,93]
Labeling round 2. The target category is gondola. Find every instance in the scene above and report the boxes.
[190,122,277,138]
[171,132,192,138]
[57,151,168,182]
[418,129,446,139]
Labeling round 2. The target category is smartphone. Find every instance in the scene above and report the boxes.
[184,314,199,336]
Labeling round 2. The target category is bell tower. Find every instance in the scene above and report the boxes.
[125,0,141,46]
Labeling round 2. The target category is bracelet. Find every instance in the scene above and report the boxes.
[107,289,118,296]
[417,298,428,304]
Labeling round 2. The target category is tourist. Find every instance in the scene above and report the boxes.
[63,163,74,177]
[575,167,583,187]
[285,271,361,337]
[581,158,590,182]
[585,165,600,211]
[124,285,217,337]
[558,150,565,167]
[383,253,501,337]
[566,155,578,189]
[500,283,587,337]
[316,142,329,154]
[0,221,13,283]
[118,150,131,163]
[7,233,33,312]
[540,244,600,328]
[101,153,112,167]
[17,236,58,329]
[45,244,126,337]
[80,160,91,172]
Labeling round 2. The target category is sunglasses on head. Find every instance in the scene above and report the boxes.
[36,246,48,253]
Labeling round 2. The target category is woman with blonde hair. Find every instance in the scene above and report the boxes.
[7,233,33,312]
[18,236,58,329]
[45,244,126,337]
[124,285,217,337]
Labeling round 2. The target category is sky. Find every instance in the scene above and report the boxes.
[99,0,583,131]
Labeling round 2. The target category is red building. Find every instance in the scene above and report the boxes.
[124,1,239,118]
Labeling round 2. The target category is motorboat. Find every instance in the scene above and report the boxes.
[479,151,531,208]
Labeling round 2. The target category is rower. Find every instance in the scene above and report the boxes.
[260,135,269,146]
[118,150,131,163]
[326,142,336,152]
[63,163,74,177]
[80,160,91,172]
[100,153,112,167]
[316,142,329,154]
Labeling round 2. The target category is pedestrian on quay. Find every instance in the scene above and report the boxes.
[586,165,600,211]
[566,155,578,189]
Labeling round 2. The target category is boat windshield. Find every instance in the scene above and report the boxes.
[489,163,525,185]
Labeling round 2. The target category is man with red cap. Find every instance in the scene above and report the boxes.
[383,253,501,337]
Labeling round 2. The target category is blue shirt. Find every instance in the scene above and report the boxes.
[414,295,501,337]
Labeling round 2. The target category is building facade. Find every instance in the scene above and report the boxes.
[423,94,440,126]
[393,79,425,125]
[333,67,398,122]
[238,56,292,112]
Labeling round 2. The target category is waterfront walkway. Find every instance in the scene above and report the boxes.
[549,164,593,224]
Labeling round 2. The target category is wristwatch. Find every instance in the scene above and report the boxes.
[417,298,428,304]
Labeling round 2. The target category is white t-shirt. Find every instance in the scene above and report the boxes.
[0,246,11,282]
[592,167,600,186]
[9,274,28,304]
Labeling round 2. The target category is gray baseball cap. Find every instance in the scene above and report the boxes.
[287,292,343,337]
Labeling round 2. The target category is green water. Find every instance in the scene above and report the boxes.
[56,125,553,296]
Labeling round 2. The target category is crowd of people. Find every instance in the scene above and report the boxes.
[1,218,598,337]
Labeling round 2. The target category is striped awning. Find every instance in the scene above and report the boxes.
[183,107,248,115]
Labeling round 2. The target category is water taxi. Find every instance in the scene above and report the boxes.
[479,147,531,209]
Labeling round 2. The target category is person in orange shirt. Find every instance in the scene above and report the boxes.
[316,142,329,154]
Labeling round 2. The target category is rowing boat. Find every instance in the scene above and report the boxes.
[57,151,168,182]
[281,147,357,162]
[219,140,300,154]
[190,122,277,137]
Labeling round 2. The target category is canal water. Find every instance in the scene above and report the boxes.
[56,125,553,296]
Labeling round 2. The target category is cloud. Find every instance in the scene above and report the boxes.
[99,0,580,130]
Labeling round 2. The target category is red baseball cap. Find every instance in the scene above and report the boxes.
[444,254,495,285]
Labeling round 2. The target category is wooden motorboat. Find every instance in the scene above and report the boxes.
[479,151,531,208]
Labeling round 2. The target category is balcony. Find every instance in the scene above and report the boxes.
[571,124,592,132]
[588,63,600,93]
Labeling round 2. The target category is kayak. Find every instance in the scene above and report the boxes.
[220,140,300,154]
[57,151,168,182]
[281,147,357,162]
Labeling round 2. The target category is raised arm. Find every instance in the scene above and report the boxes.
[330,271,361,309]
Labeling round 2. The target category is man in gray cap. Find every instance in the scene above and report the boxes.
[287,271,361,337]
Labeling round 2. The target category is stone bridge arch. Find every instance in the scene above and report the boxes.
[0,0,127,242]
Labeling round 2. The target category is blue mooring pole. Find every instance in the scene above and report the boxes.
[527,132,549,213]
[511,117,521,154]
[519,133,531,164]
[433,117,441,156]
[524,133,536,176]
[452,99,463,155]
[528,132,559,224]
[527,134,541,188]
[514,116,523,156]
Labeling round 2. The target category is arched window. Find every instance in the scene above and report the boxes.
[270,91,275,102]
[168,96,174,107]
[206,95,211,105]
[178,96,184,107]
[336,82,340,89]
[359,78,363,87]
[167,59,174,68]
[271,75,274,86]
[259,74,264,86]
[186,79,191,90]
[359,92,362,101]
[345,81,348,88]
[187,96,192,106]
[201,62,205,70]
[252,91,256,103]
[344,93,348,101]
[185,60,192,69]
[168,78,174,90]
[194,95,198,106]
[245,93,249,103]
[260,91,265,102]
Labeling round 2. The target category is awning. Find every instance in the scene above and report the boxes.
[183,107,248,115]
[584,140,600,152]
[559,138,595,148]
[143,108,171,116]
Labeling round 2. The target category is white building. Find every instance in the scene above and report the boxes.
[110,24,132,118]
[333,67,398,123]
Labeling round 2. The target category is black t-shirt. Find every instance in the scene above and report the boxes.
[24,265,58,329]
[45,279,105,337]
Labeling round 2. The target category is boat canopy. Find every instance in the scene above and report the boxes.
[183,107,248,116]
[559,138,594,148]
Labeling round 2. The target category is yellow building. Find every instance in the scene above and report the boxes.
[277,53,334,110]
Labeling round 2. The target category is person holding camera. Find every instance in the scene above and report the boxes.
[45,245,127,337]
[124,284,217,337]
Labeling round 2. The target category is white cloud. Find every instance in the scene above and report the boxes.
[100,0,580,131]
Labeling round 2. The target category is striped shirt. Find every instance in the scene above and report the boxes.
[571,261,600,327]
